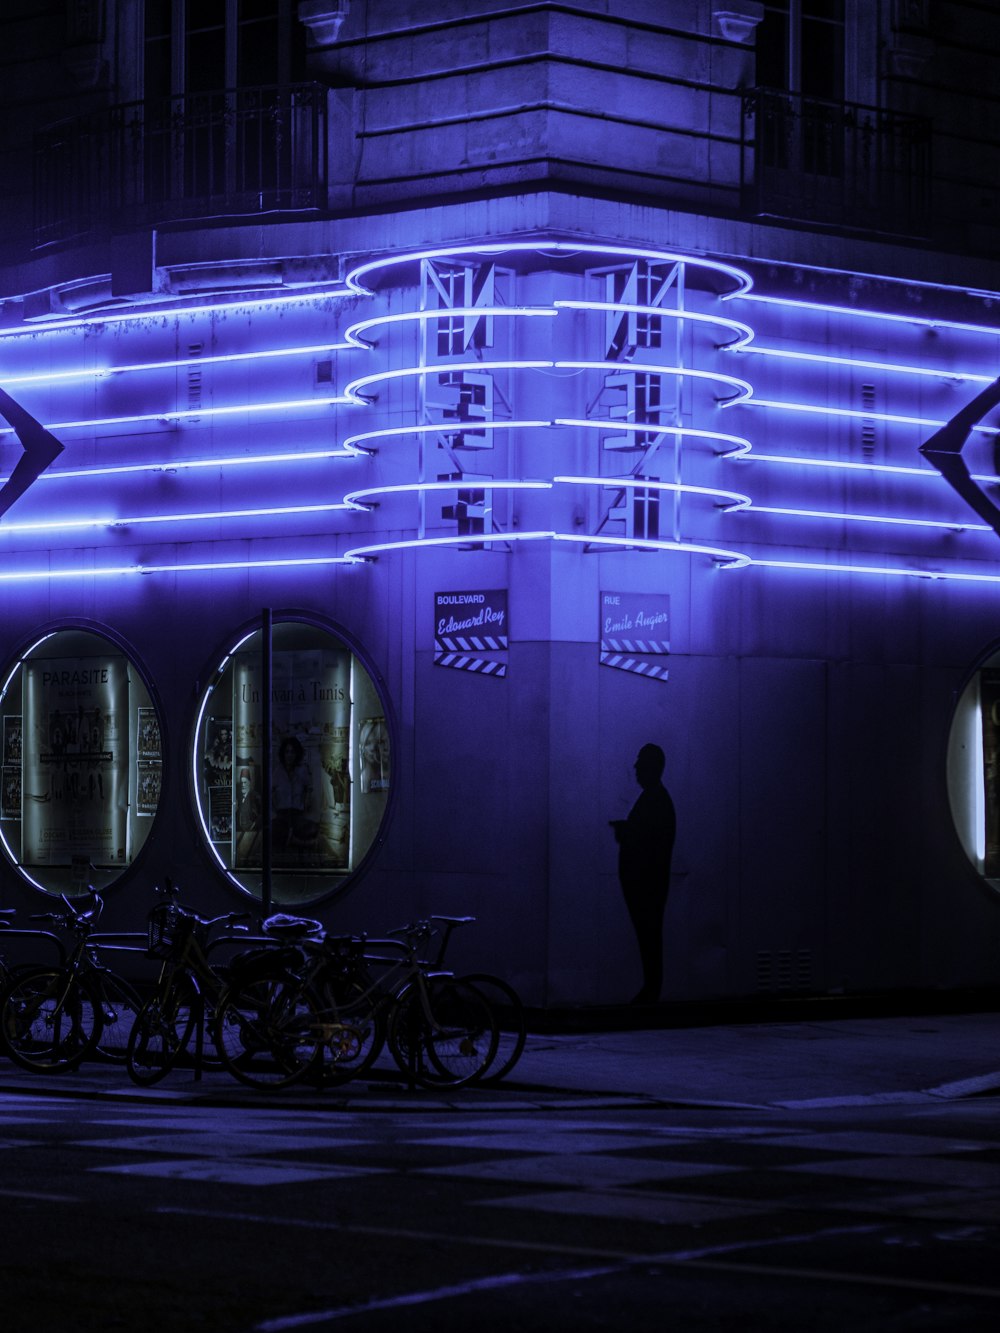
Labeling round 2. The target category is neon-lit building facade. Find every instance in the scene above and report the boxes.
[1,1,1000,1003]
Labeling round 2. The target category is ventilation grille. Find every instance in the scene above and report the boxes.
[187,342,204,420]
[860,383,877,460]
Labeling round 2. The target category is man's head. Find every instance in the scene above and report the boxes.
[634,742,665,789]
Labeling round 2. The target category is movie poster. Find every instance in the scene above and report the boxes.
[3,715,21,766]
[232,647,352,869]
[1,766,20,821]
[359,716,390,794]
[21,657,129,865]
[2,715,22,823]
[204,716,233,845]
[136,706,162,817]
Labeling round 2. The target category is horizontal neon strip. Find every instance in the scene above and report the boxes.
[344,529,750,565]
[346,244,753,299]
[725,450,942,477]
[553,475,752,510]
[553,300,754,347]
[0,341,351,387]
[342,360,753,404]
[0,448,358,488]
[0,554,361,582]
[734,291,1000,338]
[0,501,352,536]
[342,480,551,509]
[0,394,348,437]
[731,398,1000,435]
[727,450,1000,493]
[740,557,1000,584]
[343,306,557,347]
[729,344,989,383]
[0,286,353,339]
[746,504,990,532]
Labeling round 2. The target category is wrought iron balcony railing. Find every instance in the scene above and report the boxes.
[34,82,329,248]
[742,88,932,240]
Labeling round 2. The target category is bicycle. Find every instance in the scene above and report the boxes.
[0,891,144,1073]
[416,916,527,1085]
[125,882,279,1087]
[214,914,500,1092]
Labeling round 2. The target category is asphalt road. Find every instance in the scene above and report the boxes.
[1,1085,999,1330]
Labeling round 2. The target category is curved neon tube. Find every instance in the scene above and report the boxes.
[342,479,551,510]
[342,359,551,402]
[553,300,754,348]
[570,532,749,564]
[551,362,753,403]
[342,360,753,405]
[553,475,752,510]
[555,418,754,455]
[341,420,550,452]
[341,418,754,456]
[192,681,230,870]
[346,243,753,299]
[344,529,750,565]
[343,306,557,347]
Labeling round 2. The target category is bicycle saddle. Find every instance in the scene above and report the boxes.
[262,913,324,939]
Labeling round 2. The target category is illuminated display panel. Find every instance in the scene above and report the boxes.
[0,629,162,898]
[192,618,391,907]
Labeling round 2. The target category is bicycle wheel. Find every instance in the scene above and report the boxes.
[214,972,323,1089]
[91,972,144,1064]
[126,983,196,1086]
[457,973,526,1084]
[0,966,100,1072]
[387,977,498,1089]
[311,977,385,1088]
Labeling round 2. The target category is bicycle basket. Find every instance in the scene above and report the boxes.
[147,902,201,959]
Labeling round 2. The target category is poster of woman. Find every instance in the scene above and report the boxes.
[360,716,390,794]
[233,646,352,869]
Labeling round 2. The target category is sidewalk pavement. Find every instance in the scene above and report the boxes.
[0,1006,998,1112]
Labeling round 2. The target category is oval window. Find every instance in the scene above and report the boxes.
[0,628,162,898]
[947,651,1000,887]
[193,617,392,906]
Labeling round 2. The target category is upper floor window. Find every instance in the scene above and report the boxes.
[142,0,305,98]
[757,0,846,101]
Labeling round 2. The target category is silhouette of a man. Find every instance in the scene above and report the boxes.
[611,742,676,1004]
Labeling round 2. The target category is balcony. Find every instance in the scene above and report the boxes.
[742,88,932,241]
[33,83,330,249]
